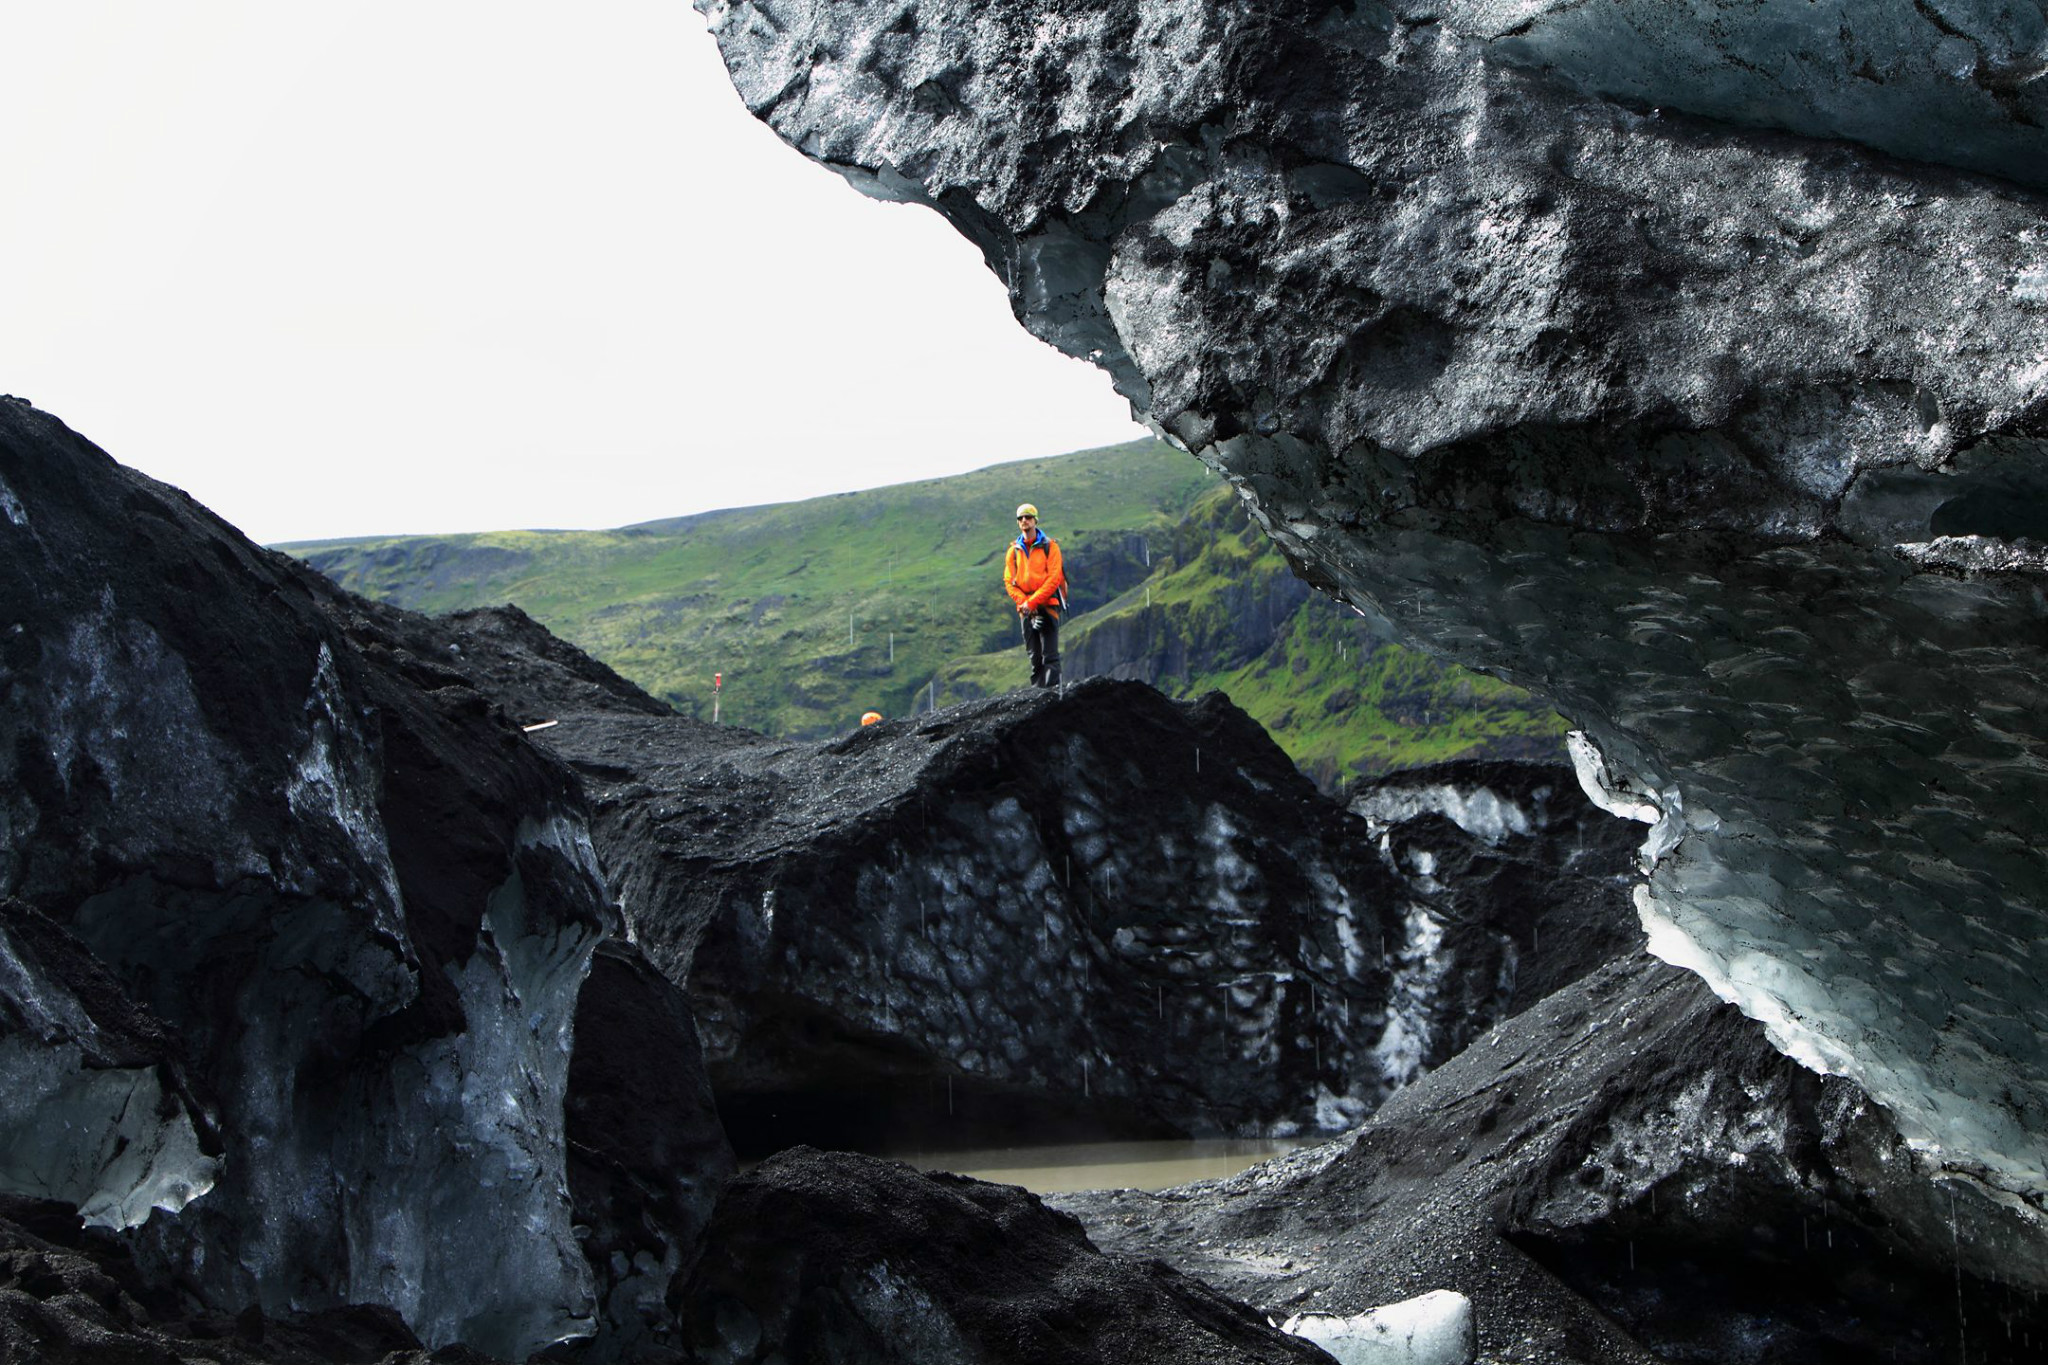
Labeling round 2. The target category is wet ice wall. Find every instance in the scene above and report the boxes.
[0,401,618,1358]
[701,0,2048,1204]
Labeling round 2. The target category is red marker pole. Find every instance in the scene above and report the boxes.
[712,672,723,724]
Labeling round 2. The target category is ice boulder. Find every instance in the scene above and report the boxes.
[1280,1290,1476,1365]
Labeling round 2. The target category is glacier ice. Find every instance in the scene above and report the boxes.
[0,916,217,1229]
[337,820,606,1356]
[0,1038,215,1228]
[1351,783,1533,846]
[1280,1289,1476,1365]
[701,0,2048,1207]
[1370,905,1451,1094]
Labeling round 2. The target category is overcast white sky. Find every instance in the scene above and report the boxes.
[1,3,1146,544]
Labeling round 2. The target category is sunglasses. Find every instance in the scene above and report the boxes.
[1017,515,1036,521]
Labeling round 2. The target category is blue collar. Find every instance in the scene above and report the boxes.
[1015,527,1047,551]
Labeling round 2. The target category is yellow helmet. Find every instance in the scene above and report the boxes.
[860,711,884,726]
[1015,503,1039,519]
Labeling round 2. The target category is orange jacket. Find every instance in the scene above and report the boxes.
[1005,531,1065,614]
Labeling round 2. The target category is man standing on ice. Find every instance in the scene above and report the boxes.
[1004,503,1065,688]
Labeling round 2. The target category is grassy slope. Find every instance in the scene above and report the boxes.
[290,441,1216,737]
[289,440,1566,784]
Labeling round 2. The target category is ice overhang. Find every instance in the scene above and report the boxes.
[701,0,2048,1205]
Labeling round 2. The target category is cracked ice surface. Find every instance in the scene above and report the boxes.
[703,0,2048,1203]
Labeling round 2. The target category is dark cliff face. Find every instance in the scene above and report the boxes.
[699,0,2048,1206]
[0,401,729,1360]
[438,607,1638,1156]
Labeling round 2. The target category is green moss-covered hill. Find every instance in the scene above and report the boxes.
[286,439,1566,788]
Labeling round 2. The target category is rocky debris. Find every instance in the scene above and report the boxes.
[672,1146,1335,1365]
[0,402,731,1360]
[701,0,2048,1207]
[437,607,1639,1155]
[1052,952,2048,1365]
[0,1193,465,1365]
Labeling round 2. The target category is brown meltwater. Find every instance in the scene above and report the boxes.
[886,1137,1323,1194]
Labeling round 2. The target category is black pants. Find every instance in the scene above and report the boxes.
[1022,610,1061,687]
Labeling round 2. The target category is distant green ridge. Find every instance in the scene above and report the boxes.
[934,483,1569,787]
[287,439,1565,786]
